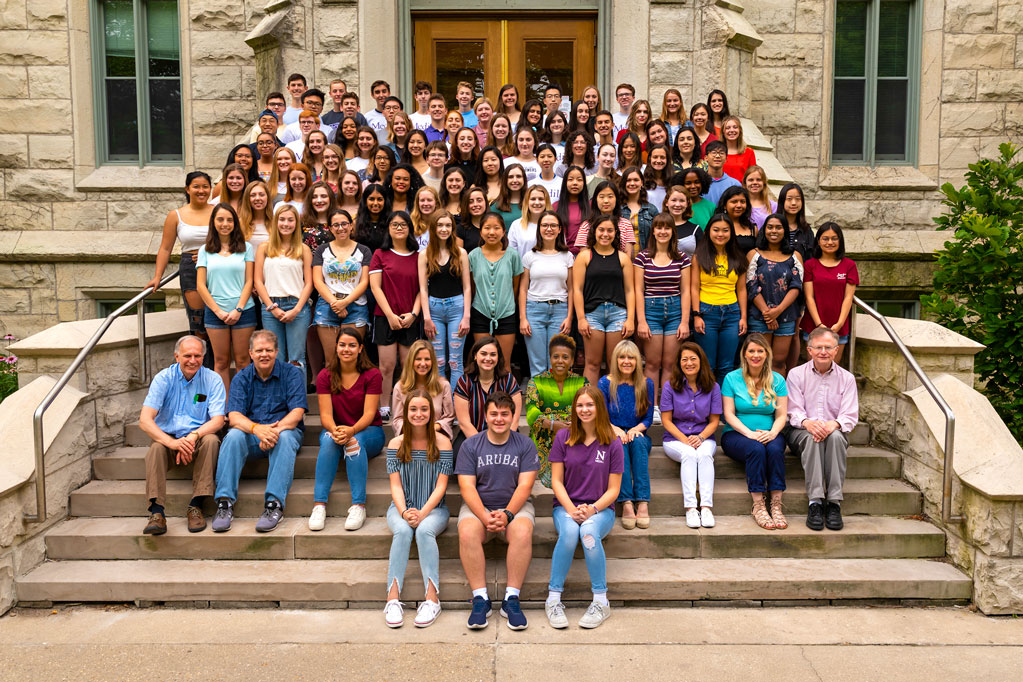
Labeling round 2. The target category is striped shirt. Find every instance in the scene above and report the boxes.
[386,448,455,510]
[633,250,691,297]
[454,374,520,433]
[573,216,637,252]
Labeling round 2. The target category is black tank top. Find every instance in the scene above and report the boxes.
[583,250,626,312]
[427,258,462,298]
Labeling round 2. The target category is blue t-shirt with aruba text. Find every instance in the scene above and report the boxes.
[454,430,538,509]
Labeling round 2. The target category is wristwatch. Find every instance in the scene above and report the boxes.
[234,306,244,313]
[502,509,515,523]
[691,310,702,318]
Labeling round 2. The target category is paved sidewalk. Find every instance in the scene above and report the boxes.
[2,605,1023,681]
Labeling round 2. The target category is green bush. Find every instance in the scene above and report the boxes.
[922,142,1023,441]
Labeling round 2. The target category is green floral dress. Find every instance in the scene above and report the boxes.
[525,370,588,487]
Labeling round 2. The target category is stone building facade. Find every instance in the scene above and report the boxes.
[1,0,1021,339]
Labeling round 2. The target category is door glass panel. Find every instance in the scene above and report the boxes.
[523,41,574,102]
[435,41,486,110]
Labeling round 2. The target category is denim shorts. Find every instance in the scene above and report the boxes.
[644,295,682,335]
[801,330,850,344]
[313,296,369,327]
[204,304,258,329]
[585,301,628,333]
[748,316,797,337]
[178,252,198,292]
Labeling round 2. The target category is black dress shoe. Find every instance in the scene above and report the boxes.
[805,503,824,531]
[825,502,844,530]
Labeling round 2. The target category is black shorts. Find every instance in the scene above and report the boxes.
[469,308,518,335]
[178,252,198,292]
[372,315,422,347]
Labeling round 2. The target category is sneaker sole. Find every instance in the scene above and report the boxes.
[547,619,569,629]
[466,609,491,629]
[579,614,610,629]
[414,617,438,628]
[212,524,231,533]
[385,620,404,629]
[499,608,528,630]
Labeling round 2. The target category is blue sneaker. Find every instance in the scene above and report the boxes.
[500,595,528,630]
[466,595,491,629]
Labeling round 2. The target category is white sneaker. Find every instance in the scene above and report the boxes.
[652,405,661,425]
[308,504,326,531]
[578,601,611,629]
[701,507,716,528]
[344,504,366,531]
[384,599,404,628]
[686,508,701,528]
[545,601,568,629]
[414,600,442,627]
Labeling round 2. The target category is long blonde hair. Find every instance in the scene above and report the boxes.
[522,185,552,226]
[566,385,616,446]
[722,115,747,153]
[607,340,649,417]
[659,88,686,125]
[396,389,440,463]
[411,185,441,238]
[238,180,273,241]
[743,165,771,206]
[266,204,303,259]
[740,333,778,407]
[398,340,443,396]
[267,147,298,203]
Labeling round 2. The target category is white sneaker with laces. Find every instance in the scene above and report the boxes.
[384,599,404,628]
[652,405,661,425]
[578,601,611,628]
[701,507,716,528]
[345,504,366,531]
[308,504,327,531]
[414,600,442,627]
[545,601,568,629]
[686,508,701,528]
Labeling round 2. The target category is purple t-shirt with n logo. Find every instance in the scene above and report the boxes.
[548,429,624,506]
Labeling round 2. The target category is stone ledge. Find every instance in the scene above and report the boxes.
[845,230,947,259]
[855,315,984,356]
[819,166,939,191]
[1,231,164,262]
[9,310,189,358]
[76,166,186,193]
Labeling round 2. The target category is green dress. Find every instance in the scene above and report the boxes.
[525,370,588,487]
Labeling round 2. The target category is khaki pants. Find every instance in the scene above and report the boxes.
[145,434,219,508]
[787,428,848,503]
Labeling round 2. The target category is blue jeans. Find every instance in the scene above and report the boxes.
[386,503,449,595]
[721,430,787,493]
[549,506,616,594]
[313,426,386,504]
[215,427,303,508]
[695,301,741,381]
[617,434,652,502]
[644,296,682,335]
[313,297,369,328]
[428,294,466,390]
[524,299,569,377]
[260,296,312,368]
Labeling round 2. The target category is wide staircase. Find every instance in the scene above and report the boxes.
[16,400,972,607]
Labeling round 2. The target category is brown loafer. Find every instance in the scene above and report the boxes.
[186,506,207,533]
[143,512,167,535]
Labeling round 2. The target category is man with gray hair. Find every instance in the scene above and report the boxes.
[213,330,307,533]
[140,335,226,535]
[786,327,860,531]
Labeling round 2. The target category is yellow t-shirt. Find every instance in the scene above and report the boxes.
[699,254,739,305]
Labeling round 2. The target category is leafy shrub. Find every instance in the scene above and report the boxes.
[922,143,1023,441]
[0,334,17,404]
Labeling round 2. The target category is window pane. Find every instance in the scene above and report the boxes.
[106,79,139,160]
[834,1,867,78]
[147,0,180,77]
[877,1,910,78]
[524,41,574,102]
[435,41,485,111]
[875,79,907,159]
[104,0,136,77]
[149,78,182,159]
[832,80,865,159]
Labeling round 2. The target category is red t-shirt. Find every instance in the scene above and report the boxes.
[723,147,757,181]
[316,367,384,427]
[800,258,860,336]
[368,248,419,316]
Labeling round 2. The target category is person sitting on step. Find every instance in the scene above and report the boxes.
[785,327,860,532]
[139,335,225,536]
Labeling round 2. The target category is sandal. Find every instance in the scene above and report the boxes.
[769,493,788,530]
[635,502,650,529]
[752,498,776,530]
[620,501,636,530]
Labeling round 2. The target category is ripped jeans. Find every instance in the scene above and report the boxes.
[428,294,466,390]
[313,426,385,504]
[548,505,615,594]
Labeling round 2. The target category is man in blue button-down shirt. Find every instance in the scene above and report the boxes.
[140,335,226,536]
[213,329,307,533]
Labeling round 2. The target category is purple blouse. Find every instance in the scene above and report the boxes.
[659,379,723,440]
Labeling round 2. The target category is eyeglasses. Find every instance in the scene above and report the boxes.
[391,222,409,228]
[616,92,631,99]
[331,221,352,229]
[808,345,838,352]
[267,102,285,109]
[707,149,726,156]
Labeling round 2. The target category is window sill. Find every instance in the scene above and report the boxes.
[819,166,937,191]
[76,166,185,193]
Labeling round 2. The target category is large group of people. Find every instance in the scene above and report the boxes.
[140,74,863,631]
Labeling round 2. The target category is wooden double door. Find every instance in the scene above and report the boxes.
[413,16,596,111]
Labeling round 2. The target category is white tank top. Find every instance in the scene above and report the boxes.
[176,209,208,252]
[262,253,306,298]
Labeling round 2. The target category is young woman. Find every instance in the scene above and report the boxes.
[708,89,731,137]
[149,171,215,337]
[573,181,638,253]
[546,385,623,630]
[660,89,688,144]
[453,336,522,438]
[680,167,715,229]
[801,222,858,363]
[616,99,651,147]
[616,132,642,172]
[310,325,386,532]
[689,103,718,153]
[322,143,345,193]
[369,211,422,420]
[778,182,814,372]
[489,163,526,226]
[520,99,544,134]
[403,129,430,176]
[390,342,456,441]
[387,110,413,159]
[354,183,392,253]
[268,147,297,204]
[300,180,337,250]
[337,169,362,217]
[468,212,523,372]
[312,209,371,358]
[254,203,313,368]
[347,126,379,179]
[557,130,596,176]
[635,212,692,420]
[422,140,448,191]
[568,99,592,136]
[588,143,619,194]
[196,204,256,392]
[661,342,722,529]
[672,127,706,173]
[509,126,542,183]
[274,162,311,216]
[419,211,471,392]
[382,389,454,628]
[239,180,272,251]
[721,116,757,181]
[582,85,602,116]
[211,164,247,211]
[443,110,464,145]
[642,143,672,209]
[526,333,587,488]
[384,163,424,213]
[721,333,789,530]
[410,185,440,249]
[541,110,569,155]
[488,113,515,157]
[747,213,804,375]
[254,133,279,182]
[534,143,562,202]
[303,130,330,182]
[364,146,397,187]
[744,165,777,230]
[574,214,636,384]
[214,145,258,195]
[447,127,480,172]
[456,186,488,253]
[553,166,591,253]
[691,213,748,380]
[598,340,654,530]
[497,84,522,127]
[440,167,468,217]
[618,167,658,250]
[593,110,616,150]
[716,185,758,256]
[336,116,360,160]
[473,145,504,203]
[508,184,551,260]
[472,97,494,148]
[645,120,672,159]
[520,211,575,378]
[662,185,702,257]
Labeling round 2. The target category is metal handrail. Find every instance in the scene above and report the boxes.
[24,272,179,523]
[852,296,961,525]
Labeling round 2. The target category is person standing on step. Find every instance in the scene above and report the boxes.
[456,391,539,631]
[213,329,307,534]
[140,335,225,535]
[786,327,859,532]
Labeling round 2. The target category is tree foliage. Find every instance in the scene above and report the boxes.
[922,143,1023,440]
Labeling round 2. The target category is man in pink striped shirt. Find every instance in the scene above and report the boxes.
[786,327,859,532]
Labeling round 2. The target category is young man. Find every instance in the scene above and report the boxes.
[701,140,742,206]
[424,93,448,143]
[364,79,392,144]
[542,83,562,125]
[340,91,369,128]
[283,73,308,125]
[280,89,333,144]
[455,81,478,129]
[383,95,404,138]
[139,336,225,535]
[456,392,539,631]
[612,83,635,137]
[247,92,288,143]
[409,80,433,131]
[422,141,448,191]
[321,79,348,135]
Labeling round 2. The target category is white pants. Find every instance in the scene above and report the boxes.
[663,438,717,508]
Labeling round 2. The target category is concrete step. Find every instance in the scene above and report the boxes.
[45,515,947,562]
[68,477,922,519]
[15,557,972,604]
[93,444,901,481]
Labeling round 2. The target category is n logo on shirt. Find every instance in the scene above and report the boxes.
[594,449,606,464]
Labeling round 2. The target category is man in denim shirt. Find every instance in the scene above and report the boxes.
[213,330,307,533]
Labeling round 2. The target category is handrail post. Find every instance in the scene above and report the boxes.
[137,300,147,381]
[24,408,47,523]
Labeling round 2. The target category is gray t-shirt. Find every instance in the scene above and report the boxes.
[454,430,539,509]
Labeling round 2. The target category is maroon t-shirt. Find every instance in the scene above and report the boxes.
[316,367,383,427]
[369,249,419,317]
[800,258,860,336]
